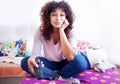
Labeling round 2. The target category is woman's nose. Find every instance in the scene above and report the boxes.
[56,15,61,20]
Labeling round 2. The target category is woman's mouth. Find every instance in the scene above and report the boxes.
[55,22,61,25]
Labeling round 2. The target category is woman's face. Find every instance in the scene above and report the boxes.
[50,8,66,29]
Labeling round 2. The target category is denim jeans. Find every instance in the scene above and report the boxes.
[21,54,90,79]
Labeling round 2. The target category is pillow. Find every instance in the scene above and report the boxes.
[0,39,27,57]
[15,39,27,57]
[77,40,90,51]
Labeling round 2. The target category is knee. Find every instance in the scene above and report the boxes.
[73,54,89,71]
[21,57,29,71]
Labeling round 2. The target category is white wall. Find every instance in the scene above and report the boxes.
[0,0,120,65]
[0,0,41,42]
[72,0,120,65]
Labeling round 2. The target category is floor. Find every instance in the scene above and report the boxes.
[116,65,120,71]
[0,76,23,84]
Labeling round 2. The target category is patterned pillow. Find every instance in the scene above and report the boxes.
[77,40,90,50]
[0,39,27,57]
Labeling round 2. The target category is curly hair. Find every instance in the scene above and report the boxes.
[40,0,75,40]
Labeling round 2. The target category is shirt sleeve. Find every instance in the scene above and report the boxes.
[31,27,43,57]
[69,29,79,53]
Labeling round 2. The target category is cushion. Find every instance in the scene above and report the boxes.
[77,40,90,50]
[0,39,27,57]
[20,68,120,84]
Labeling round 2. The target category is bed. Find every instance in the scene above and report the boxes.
[0,56,25,84]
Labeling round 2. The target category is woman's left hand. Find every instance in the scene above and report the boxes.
[60,19,69,30]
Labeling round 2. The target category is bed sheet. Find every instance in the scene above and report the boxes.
[20,68,120,84]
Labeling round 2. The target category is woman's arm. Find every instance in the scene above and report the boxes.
[31,28,43,57]
[28,27,42,74]
[59,19,76,61]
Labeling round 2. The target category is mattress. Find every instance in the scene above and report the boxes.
[0,62,25,77]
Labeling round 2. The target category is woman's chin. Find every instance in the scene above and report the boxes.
[53,25,61,28]
[55,26,61,29]
[56,27,60,29]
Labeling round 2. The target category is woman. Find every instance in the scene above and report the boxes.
[21,1,90,84]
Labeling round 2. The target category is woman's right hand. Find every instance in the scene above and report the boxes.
[27,56,38,74]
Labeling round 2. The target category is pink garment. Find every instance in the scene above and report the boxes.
[31,27,78,62]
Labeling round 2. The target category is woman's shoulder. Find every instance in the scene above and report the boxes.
[69,28,79,41]
[34,25,44,38]
[39,25,43,32]
[70,28,78,36]
[35,25,43,33]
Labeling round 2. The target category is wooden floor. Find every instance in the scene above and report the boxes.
[0,76,23,84]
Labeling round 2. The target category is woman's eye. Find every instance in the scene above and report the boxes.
[60,14,65,16]
[51,13,65,17]
[51,13,57,16]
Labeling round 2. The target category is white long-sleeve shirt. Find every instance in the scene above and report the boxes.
[31,27,78,62]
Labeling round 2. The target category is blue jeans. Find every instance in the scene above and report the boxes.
[21,54,90,78]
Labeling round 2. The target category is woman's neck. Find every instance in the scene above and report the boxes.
[53,28,60,44]
[53,28,59,33]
